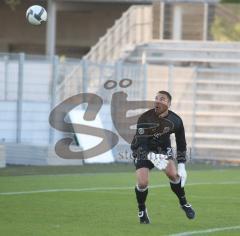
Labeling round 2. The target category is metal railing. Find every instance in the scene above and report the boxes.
[84,5,153,63]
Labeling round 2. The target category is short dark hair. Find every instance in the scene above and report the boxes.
[158,90,172,102]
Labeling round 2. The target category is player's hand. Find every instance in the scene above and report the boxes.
[147,152,169,170]
[177,163,187,187]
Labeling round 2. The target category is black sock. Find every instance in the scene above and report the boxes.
[135,186,148,211]
[170,180,187,206]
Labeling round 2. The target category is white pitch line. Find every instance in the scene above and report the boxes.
[0,181,239,196]
[0,187,134,195]
[169,225,240,236]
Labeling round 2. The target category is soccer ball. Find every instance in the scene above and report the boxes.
[26,5,47,25]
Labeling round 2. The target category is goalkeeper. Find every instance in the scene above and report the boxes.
[131,91,195,224]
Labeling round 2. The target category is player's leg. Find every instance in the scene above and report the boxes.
[165,160,195,219]
[135,167,149,209]
[165,160,187,205]
[135,167,150,224]
[134,158,154,224]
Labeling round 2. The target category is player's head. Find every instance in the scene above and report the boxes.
[154,91,172,114]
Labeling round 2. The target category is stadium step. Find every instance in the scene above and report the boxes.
[195,124,240,134]
[185,133,240,144]
[196,101,240,106]
[193,156,240,163]
[173,101,240,112]
[196,90,240,96]
[196,83,240,91]
[196,79,240,85]
[194,144,240,160]
[175,111,240,124]
[177,111,240,116]
[194,133,240,139]
[195,143,240,151]
[196,91,240,102]
[195,102,240,112]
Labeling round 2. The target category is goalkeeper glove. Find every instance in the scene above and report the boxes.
[147,152,168,170]
[177,163,187,187]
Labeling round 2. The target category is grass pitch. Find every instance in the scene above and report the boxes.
[0,163,239,236]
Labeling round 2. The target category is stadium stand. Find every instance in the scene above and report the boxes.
[1,1,240,165]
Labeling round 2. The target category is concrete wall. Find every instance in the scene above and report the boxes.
[0,58,52,145]
[0,145,6,168]
[3,144,84,166]
[0,1,130,57]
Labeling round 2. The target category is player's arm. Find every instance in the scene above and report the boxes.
[175,118,187,186]
[175,118,187,163]
[131,115,149,159]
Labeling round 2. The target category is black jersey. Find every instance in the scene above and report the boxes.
[131,109,187,163]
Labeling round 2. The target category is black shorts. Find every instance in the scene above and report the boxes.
[134,158,155,170]
[133,155,174,170]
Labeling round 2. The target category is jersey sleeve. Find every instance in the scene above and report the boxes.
[175,118,187,163]
[131,114,149,159]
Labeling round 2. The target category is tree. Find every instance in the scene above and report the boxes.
[221,0,240,3]
[211,2,240,41]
